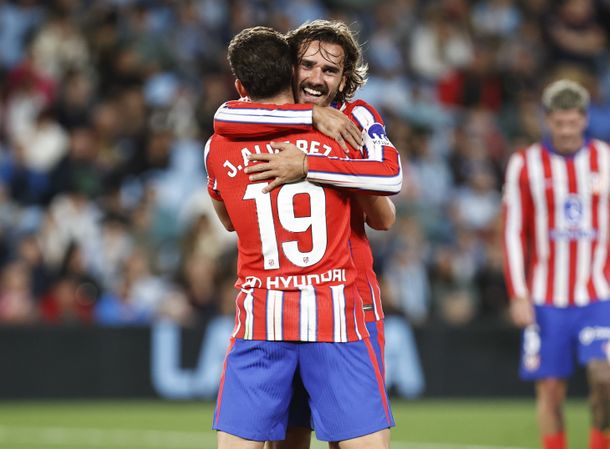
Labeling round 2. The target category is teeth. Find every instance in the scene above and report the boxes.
[304,87,322,96]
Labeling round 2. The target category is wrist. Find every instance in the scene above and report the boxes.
[302,154,308,179]
[311,105,319,127]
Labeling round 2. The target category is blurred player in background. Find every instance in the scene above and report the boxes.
[503,79,610,449]
[205,26,393,449]
[213,20,401,449]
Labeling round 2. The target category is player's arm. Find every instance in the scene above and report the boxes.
[213,100,362,151]
[307,101,402,195]
[246,106,402,195]
[502,151,533,327]
[204,138,234,232]
[211,198,234,232]
[303,120,402,195]
[357,195,396,230]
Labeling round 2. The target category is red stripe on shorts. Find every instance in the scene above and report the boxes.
[364,337,391,425]
[214,338,236,425]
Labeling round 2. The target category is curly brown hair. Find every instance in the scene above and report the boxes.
[287,20,368,103]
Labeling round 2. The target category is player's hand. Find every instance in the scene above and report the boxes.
[245,142,307,193]
[312,105,363,152]
[509,296,535,328]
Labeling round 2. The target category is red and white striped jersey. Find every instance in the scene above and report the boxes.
[205,107,368,342]
[213,99,398,321]
[214,100,402,195]
[214,100,313,136]
[503,139,610,307]
[337,100,390,321]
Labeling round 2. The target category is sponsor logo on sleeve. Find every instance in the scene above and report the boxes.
[366,123,394,147]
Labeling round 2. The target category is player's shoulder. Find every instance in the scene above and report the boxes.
[205,132,229,156]
[344,98,376,109]
[216,99,270,112]
[342,99,381,116]
[340,99,384,129]
[218,99,311,111]
[203,136,215,169]
[513,146,529,158]
[591,138,610,151]
[511,142,541,160]
[505,143,541,175]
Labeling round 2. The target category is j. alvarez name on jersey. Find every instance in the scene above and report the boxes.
[222,138,344,178]
[213,99,402,196]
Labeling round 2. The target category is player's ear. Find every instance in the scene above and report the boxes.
[235,79,249,99]
[338,75,346,93]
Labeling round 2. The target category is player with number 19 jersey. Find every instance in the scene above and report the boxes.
[205,111,368,343]
[214,99,401,326]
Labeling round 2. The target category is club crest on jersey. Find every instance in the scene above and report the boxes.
[563,195,583,227]
[367,123,392,147]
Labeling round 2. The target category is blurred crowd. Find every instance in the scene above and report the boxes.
[0,0,609,328]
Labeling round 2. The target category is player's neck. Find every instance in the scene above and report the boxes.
[545,135,587,156]
[550,136,585,155]
[252,90,294,105]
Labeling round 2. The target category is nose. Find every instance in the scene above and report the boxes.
[309,67,324,85]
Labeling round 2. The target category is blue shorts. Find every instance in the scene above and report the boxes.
[520,301,610,380]
[286,320,387,430]
[213,336,394,442]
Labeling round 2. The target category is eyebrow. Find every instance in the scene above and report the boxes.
[301,57,342,71]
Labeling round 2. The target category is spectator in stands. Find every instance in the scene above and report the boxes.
[0,0,610,331]
[40,275,95,324]
[409,4,473,83]
[15,232,51,300]
[544,0,606,71]
[0,260,37,324]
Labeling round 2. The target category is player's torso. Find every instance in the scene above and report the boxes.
[349,198,383,321]
[522,140,610,306]
[207,131,367,342]
[341,99,386,321]
[210,132,355,285]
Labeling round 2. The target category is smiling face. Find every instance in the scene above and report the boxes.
[294,40,347,106]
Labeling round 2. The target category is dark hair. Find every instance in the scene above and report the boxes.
[287,20,367,103]
[227,26,294,100]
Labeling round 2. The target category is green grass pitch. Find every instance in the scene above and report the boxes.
[0,399,590,449]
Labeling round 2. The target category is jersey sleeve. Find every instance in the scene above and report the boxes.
[502,151,532,300]
[213,101,314,138]
[305,102,402,195]
[204,137,222,201]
